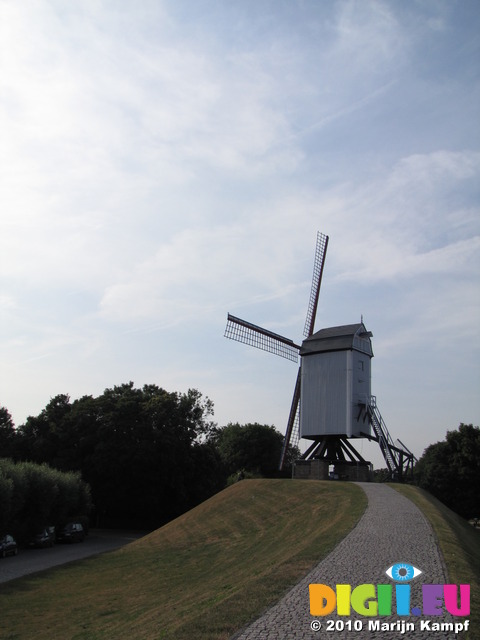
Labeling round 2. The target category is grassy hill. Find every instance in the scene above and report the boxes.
[1,480,478,640]
[0,480,366,640]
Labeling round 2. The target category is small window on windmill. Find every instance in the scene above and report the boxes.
[358,360,364,371]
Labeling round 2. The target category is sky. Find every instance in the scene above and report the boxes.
[1,0,479,469]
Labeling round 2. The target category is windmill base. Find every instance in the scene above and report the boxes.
[292,436,372,482]
[293,458,372,481]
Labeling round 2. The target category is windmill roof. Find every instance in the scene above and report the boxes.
[300,323,373,356]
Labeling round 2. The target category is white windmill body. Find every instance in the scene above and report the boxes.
[300,324,373,440]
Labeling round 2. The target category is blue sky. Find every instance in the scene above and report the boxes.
[1,0,479,468]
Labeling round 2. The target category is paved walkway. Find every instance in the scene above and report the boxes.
[232,483,458,639]
[0,530,146,585]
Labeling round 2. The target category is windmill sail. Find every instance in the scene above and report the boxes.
[279,232,329,469]
[224,313,300,362]
[224,232,329,472]
[303,232,329,338]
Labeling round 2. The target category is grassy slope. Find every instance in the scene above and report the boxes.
[392,484,480,639]
[0,480,366,640]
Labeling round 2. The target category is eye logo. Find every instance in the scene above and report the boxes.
[386,562,422,582]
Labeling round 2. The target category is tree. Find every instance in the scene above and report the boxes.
[213,422,297,478]
[414,423,480,519]
[86,383,220,526]
[15,383,223,528]
[0,407,16,459]
[16,395,72,464]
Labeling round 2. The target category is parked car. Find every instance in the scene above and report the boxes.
[57,523,85,543]
[28,528,55,548]
[0,534,18,558]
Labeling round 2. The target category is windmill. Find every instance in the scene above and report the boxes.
[224,232,415,481]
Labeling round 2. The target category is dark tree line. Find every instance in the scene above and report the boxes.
[414,423,479,520]
[0,385,296,529]
[1,399,476,525]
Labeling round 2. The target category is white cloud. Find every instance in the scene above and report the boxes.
[318,149,480,279]
[98,221,304,324]
[0,295,17,310]
[332,0,408,68]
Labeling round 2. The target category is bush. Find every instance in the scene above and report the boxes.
[0,458,91,542]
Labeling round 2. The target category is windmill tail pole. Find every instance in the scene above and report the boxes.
[279,369,301,470]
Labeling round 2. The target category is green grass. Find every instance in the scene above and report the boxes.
[0,479,366,640]
[392,484,480,639]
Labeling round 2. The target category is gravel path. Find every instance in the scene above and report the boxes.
[232,483,460,639]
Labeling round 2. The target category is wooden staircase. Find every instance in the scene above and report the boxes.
[365,396,416,481]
